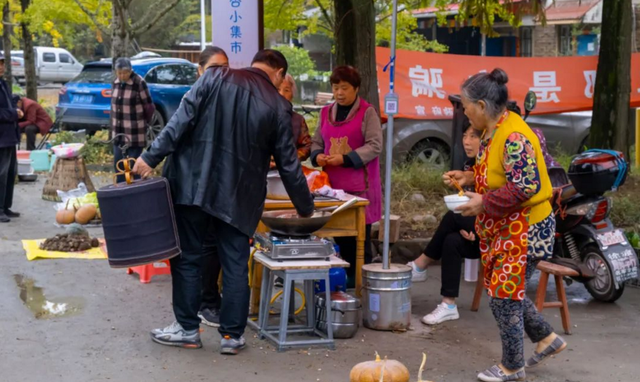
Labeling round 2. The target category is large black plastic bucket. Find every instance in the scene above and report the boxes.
[97,178,180,268]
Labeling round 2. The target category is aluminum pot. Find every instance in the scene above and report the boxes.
[266,171,289,200]
[315,291,361,339]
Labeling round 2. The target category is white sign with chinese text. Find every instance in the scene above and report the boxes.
[211,0,260,69]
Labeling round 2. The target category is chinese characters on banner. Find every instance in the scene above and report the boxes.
[211,0,260,68]
[376,47,640,119]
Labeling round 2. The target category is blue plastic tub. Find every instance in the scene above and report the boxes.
[30,150,50,171]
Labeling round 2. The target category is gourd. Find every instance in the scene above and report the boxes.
[417,353,435,382]
[75,204,97,224]
[350,352,410,382]
[56,200,76,225]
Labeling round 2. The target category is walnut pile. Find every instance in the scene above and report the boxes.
[40,234,100,252]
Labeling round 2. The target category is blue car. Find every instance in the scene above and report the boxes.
[56,57,198,139]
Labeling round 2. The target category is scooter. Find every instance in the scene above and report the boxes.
[549,155,637,302]
[517,92,638,303]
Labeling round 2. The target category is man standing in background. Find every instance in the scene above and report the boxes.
[0,56,23,222]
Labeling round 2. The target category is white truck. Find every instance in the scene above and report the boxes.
[10,47,83,84]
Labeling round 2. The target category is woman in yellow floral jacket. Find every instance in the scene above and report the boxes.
[447,69,567,382]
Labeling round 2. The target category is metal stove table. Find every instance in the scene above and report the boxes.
[247,252,349,352]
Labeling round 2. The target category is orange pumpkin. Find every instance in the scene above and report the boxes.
[350,352,410,382]
[56,200,76,225]
[75,205,97,225]
[56,209,75,225]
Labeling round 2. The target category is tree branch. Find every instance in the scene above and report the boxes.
[131,0,182,35]
[313,0,334,30]
[72,0,109,34]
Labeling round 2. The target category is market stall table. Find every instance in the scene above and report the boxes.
[250,195,369,315]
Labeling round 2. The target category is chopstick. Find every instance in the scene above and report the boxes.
[449,176,465,196]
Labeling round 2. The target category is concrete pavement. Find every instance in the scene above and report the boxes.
[1,176,639,382]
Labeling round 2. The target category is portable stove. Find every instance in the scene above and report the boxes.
[254,232,335,261]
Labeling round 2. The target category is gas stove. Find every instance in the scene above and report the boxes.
[254,232,335,261]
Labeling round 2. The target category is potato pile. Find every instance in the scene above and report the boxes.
[40,234,100,252]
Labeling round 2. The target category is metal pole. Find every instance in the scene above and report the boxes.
[481,33,487,56]
[382,0,399,270]
[200,0,206,50]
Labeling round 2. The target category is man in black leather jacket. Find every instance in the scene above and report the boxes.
[133,50,314,355]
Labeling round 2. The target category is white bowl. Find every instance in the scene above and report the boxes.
[444,194,470,213]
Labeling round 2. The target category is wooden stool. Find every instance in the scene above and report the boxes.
[471,262,484,311]
[535,260,579,335]
[471,260,578,334]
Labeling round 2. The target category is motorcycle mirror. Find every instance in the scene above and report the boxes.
[524,91,537,113]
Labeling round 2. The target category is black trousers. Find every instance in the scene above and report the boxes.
[22,125,39,151]
[172,205,250,338]
[0,146,17,212]
[201,227,222,311]
[335,224,372,287]
[424,211,480,298]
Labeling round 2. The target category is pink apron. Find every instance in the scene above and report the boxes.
[320,100,382,224]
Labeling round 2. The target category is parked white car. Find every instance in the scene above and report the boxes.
[11,47,83,83]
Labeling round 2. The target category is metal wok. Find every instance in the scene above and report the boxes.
[261,210,333,236]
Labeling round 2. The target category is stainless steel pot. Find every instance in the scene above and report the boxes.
[315,291,361,339]
[266,171,289,200]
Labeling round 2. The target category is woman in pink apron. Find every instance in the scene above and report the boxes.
[310,66,382,288]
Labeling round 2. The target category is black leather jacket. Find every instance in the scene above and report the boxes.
[142,67,314,237]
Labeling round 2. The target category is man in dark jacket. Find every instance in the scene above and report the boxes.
[133,50,314,355]
[0,57,23,223]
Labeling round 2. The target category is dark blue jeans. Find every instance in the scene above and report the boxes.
[113,144,143,184]
[172,205,250,338]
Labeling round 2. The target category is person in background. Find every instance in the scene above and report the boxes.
[274,74,311,164]
[111,57,155,183]
[407,125,482,325]
[196,46,229,328]
[133,50,314,355]
[449,69,565,382]
[310,65,382,288]
[15,95,53,151]
[0,56,23,223]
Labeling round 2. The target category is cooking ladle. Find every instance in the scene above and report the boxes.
[317,197,358,216]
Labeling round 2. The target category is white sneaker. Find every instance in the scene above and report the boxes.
[421,302,460,325]
[408,261,427,282]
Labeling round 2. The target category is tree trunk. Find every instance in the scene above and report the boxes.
[589,0,632,157]
[2,1,12,87]
[20,0,36,100]
[334,0,380,112]
[111,3,130,64]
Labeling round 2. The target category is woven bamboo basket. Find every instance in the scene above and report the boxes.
[42,157,96,202]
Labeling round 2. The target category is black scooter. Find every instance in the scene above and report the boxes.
[516,93,637,302]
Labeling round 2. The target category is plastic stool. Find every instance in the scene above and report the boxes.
[127,260,171,283]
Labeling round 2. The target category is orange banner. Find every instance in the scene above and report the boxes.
[376,47,640,119]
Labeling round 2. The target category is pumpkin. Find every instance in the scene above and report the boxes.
[56,200,76,225]
[75,204,97,225]
[56,209,75,225]
[350,352,410,382]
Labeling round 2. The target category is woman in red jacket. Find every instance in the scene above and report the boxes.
[15,96,53,151]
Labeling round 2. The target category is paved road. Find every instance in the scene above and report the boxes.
[0,175,639,381]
